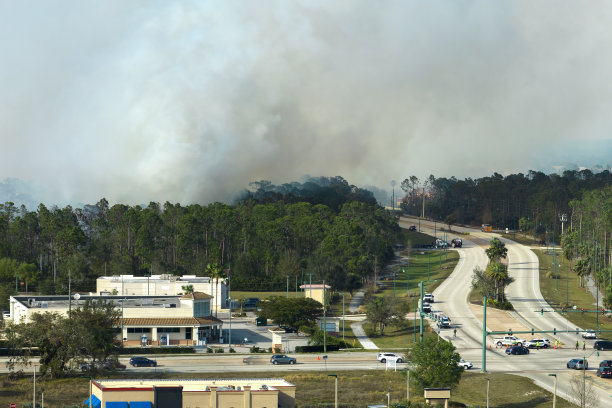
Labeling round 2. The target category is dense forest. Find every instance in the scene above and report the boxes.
[0,177,402,310]
[400,169,612,238]
[401,169,612,304]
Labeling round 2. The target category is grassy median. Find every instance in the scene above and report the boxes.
[0,370,573,407]
[536,249,612,336]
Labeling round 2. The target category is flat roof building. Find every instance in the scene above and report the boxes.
[9,292,223,346]
[96,275,228,313]
[87,378,296,408]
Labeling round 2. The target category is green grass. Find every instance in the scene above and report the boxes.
[230,291,288,301]
[535,249,612,336]
[403,230,437,247]
[362,320,437,349]
[0,370,573,408]
[382,249,459,297]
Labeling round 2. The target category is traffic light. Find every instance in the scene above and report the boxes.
[602,308,605,316]
[576,327,579,334]
[540,308,544,315]
[553,328,557,335]
[508,328,513,335]
[581,308,585,314]
[531,328,534,336]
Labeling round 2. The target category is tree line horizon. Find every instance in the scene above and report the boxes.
[1,170,612,311]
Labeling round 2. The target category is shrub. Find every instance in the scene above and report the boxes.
[214,348,224,353]
[229,348,236,353]
[207,348,213,353]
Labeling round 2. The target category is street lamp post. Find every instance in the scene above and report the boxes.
[327,374,338,408]
[548,374,557,408]
[486,378,490,408]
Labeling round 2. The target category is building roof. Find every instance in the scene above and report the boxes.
[121,316,222,326]
[179,292,213,300]
[93,378,295,392]
[299,284,331,289]
[10,294,212,311]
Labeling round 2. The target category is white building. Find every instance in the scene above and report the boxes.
[96,274,228,313]
[8,292,223,346]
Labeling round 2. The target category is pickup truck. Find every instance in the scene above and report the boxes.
[493,335,526,347]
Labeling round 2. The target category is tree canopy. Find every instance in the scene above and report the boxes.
[0,177,402,310]
[257,297,323,329]
[409,336,464,390]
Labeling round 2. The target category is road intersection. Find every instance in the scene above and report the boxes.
[401,216,612,405]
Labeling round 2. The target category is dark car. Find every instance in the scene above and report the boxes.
[242,297,260,309]
[597,360,612,378]
[505,346,530,355]
[594,340,612,351]
[279,325,297,333]
[408,225,416,231]
[451,238,462,248]
[129,356,157,367]
[270,354,296,365]
[567,358,588,370]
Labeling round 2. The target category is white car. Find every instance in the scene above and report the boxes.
[377,353,404,363]
[582,330,597,339]
[526,338,551,349]
[423,293,434,303]
[458,359,473,369]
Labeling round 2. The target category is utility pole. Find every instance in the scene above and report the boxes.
[342,292,345,342]
[68,269,71,319]
[228,267,232,349]
[286,276,289,298]
[323,280,327,353]
[482,296,487,373]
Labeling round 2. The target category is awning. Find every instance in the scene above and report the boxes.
[106,402,128,408]
[83,394,101,408]
[129,402,152,408]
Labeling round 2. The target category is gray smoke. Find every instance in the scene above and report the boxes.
[1,1,612,206]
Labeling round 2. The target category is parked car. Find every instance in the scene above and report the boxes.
[526,338,551,349]
[408,225,416,231]
[423,293,434,303]
[458,359,473,369]
[270,354,296,365]
[451,238,462,248]
[597,361,612,378]
[242,297,260,309]
[279,325,297,333]
[377,353,404,363]
[567,358,588,370]
[129,356,157,367]
[505,346,530,355]
[583,330,597,339]
[594,340,612,350]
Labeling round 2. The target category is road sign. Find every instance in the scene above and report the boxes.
[11,403,16,408]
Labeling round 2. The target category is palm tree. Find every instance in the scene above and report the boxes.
[206,262,224,316]
[486,262,513,302]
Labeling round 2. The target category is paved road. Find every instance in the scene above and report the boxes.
[402,216,612,405]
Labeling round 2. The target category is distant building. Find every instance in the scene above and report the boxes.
[96,274,228,312]
[85,378,296,408]
[299,284,331,305]
[8,292,222,346]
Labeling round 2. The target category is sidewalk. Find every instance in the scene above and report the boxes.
[350,321,379,350]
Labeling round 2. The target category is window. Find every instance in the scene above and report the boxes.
[157,327,180,333]
[194,300,210,317]
[185,327,192,339]
[127,328,151,333]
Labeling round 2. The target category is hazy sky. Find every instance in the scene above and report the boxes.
[1,0,612,206]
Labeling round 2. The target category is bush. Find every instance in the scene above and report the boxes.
[229,348,236,353]
[295,345,341,353]
[207,348,214,353]
[214,348,224,353]
[116,346,195,355]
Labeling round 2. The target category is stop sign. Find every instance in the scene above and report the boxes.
[11,403,16,408]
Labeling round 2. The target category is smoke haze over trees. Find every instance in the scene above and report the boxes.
[0,177,401,310]
[1,2,612,206]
